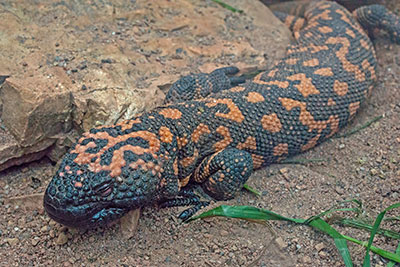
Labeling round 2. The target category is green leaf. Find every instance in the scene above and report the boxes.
[243,183,261,197]
[304,218,353,267]
[387,241,400,267]
[211,0,243,13]
[363,202,400,267]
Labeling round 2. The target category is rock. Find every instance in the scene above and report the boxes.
[370,168,379,176]
[4,193,44,212]
[275,237,288,249]
[315,242,326,252]
[335,186,344,195]
[302,255,312,264]
[220,230,229,237]
[56,232,68,245]
[4,237,19,246]
[319,251,328,259]
[31,237,40,246]
[41,226,50,233]
[119,209,141,239]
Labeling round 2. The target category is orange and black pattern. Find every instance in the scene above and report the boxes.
[44,1,400,227]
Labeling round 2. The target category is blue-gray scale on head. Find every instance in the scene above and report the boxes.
[44,122,169,228]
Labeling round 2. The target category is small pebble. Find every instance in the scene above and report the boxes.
[275,237,288,249]
[56,232,68,245]
[302,256,312,264]
[5,238,19,246]
[31,238,40,246]
[315,242,325,252]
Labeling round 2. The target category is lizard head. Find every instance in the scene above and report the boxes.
[44,122,167,228]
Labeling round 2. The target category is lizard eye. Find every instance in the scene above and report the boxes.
[94,182,113,197]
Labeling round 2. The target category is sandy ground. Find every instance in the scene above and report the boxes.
[1,1,399,266]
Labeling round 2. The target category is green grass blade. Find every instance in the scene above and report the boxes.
[305,218,353,267]
[211,0,243,13]
[280,158,326,164]
[243,183,261,197]
[335,115,383,138]
[343,235,400,263]
[363,202,400,267]
[189,205,302,223]
[338,218,400,239]
[387,242,400,267]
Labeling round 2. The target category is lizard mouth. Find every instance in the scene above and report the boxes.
[43,194,128,228]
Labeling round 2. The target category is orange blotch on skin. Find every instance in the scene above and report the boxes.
[214,126,233,151]
[287,73,320,97]
[327,116,340,138]
[304,31,314,39]
[307,9,331,22]
[253,71,288,88]
[293,18,305,32]
[192,123,211,143]
[314,67,334,76]
[318,26,333,33]
[333,80,349,96]
[288,46,308,54]
[229,86,245,92]
[205,98,244,123]
[173,158,179,176]
[326,37,365,82]
[336,9,363,36]
[177,136,189,149]
[267,69,278,77]
[303,58,319,67]
[194,152,219,183]
[349,101,360,117]
[286,58,299,65]
[72,130,161,177]
[284,14,295,28]
[74,181,83,188]
[301,134,321,152]
[178,175,191,188]
[158,108,182,119]
[116,118,141,131]
[273,143,289,156]
[253,79,289,89]
[361,59,376,81]
[279,98,340,135]
[251,154,264,169]
[261,113,282,133]
[237,136,257,151]
[309,44,329,53]
[360,39,370,50]
[246,92,265,103]
[159,126,173,143]
[327,98,336,106]
[180,148,199,168]
[346,28,356,38]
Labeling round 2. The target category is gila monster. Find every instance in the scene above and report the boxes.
[44,1,400,228]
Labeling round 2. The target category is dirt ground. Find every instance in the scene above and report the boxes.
[1,1,400,266]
